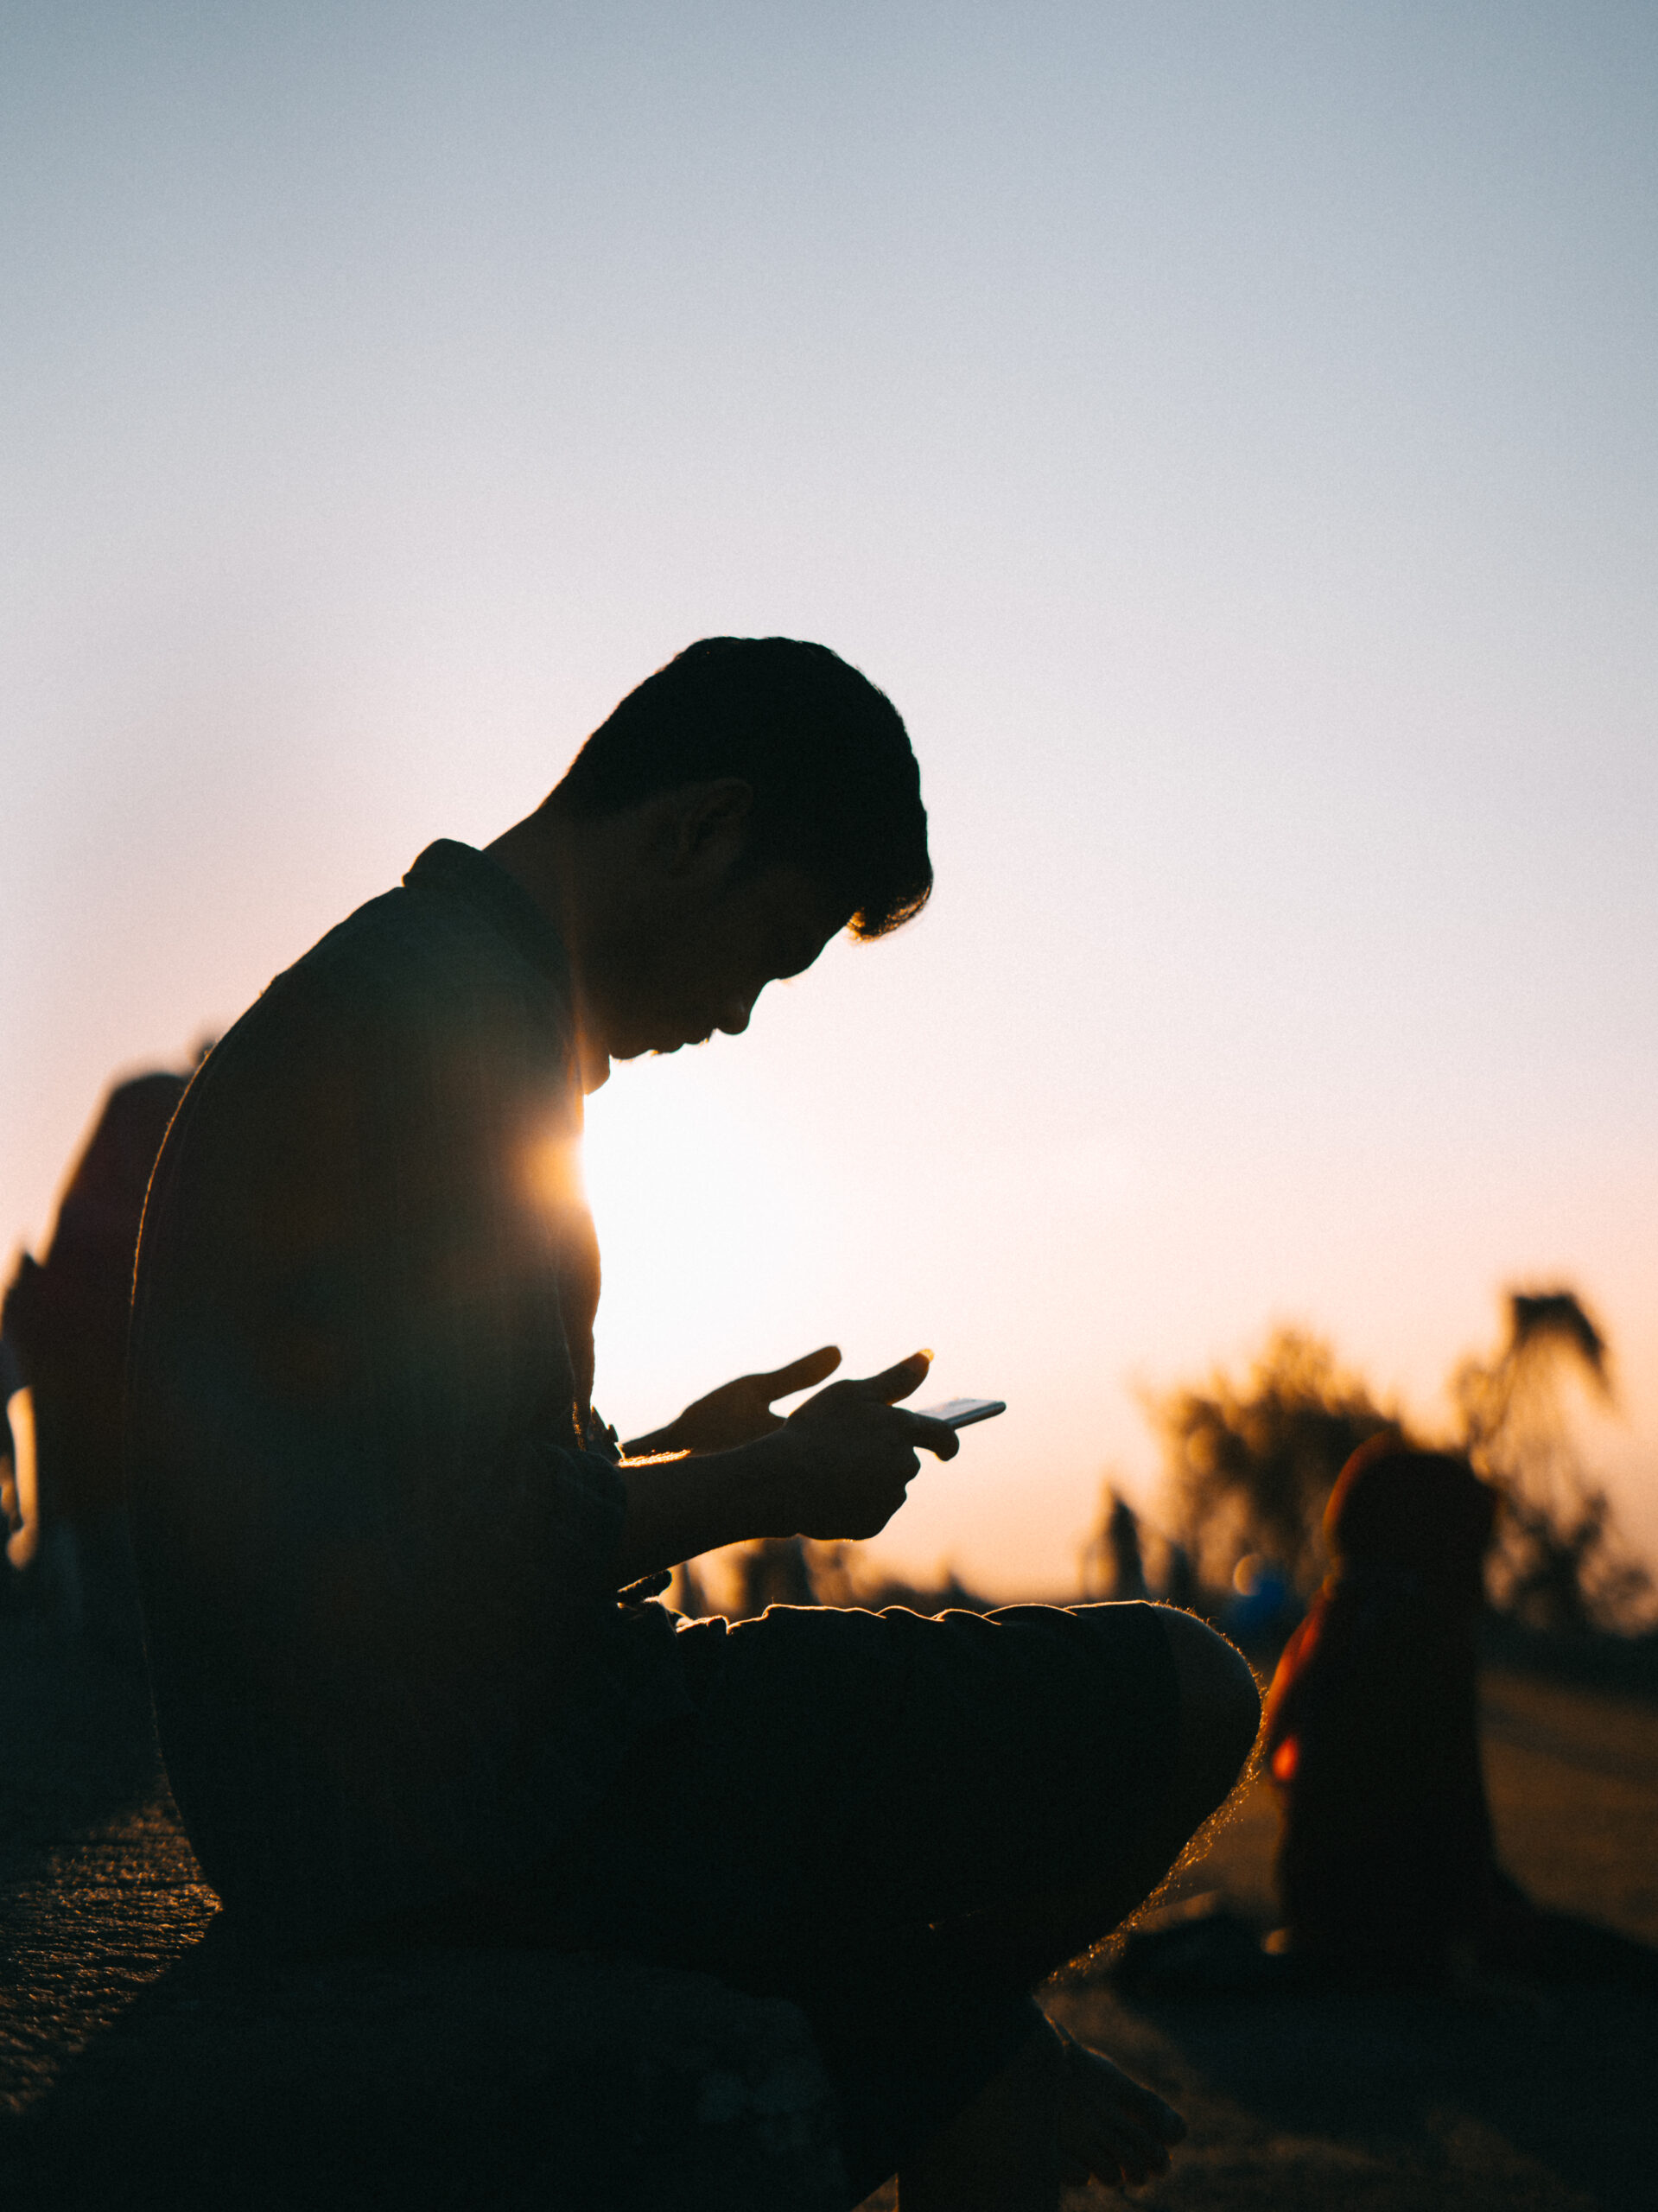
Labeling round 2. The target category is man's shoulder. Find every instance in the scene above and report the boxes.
[200,883,434,1078]
[248,844,570,1047]
[302,856,508,988]
[165,850,575,1177]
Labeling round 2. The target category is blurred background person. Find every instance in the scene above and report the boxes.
[0,1327,24,1614]
[1101,1491,1150,1603]
[1080,1488,1152,1604]
[1265,1436,1658,1990]
[1223,1553,1299,1655]
[3,1059,194,1652]
[1263,1438,1499,1986]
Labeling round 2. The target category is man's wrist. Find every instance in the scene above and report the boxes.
[719,1429,797,1539]
[613,1422,808,1581]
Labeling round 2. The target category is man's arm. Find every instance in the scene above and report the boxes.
[614,1352,958,1584]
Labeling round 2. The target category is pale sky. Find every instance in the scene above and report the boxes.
[4,3,1655,1594]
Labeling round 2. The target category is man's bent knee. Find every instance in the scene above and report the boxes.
[1152,1606,1261,1829]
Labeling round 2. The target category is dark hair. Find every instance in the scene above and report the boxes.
[549,637,931,939]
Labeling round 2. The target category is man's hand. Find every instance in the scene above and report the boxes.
[759,1351,961,1541]
[613,1349,961,1583]
[623,1345,843,1457]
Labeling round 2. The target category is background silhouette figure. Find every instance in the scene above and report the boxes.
[3,1066,189,1647]
[1264,1439,1498,1983]
[1103,1492,1149,1601]
[1266,1437,1658,1989]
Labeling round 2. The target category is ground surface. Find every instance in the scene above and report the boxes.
[2,1623,1655,2209]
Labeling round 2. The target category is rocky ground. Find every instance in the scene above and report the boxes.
[2,1621,1654,2209]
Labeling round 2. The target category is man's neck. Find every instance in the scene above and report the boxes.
[484,814,613,1092]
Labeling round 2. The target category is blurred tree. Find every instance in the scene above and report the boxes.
[1151,1328,1404,1597]
[1453,1288,1651,1634]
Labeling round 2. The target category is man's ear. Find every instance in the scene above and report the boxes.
[658,779,754,880]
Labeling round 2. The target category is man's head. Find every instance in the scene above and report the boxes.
[492,638,932,1083]
[550,637,931,938]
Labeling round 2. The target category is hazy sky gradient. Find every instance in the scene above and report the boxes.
[5,3,1655,1591]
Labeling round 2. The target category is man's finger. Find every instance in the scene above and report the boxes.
[893,1410,960,1459]
[759,1345,842,1400]
[856,1350,934,1404]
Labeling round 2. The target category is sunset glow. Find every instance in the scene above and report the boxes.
[4,4,1654,1598]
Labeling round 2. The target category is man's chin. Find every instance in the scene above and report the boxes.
[612,1023,711,1061]
[643,1033,713,1058]
[578,1045,613,1092]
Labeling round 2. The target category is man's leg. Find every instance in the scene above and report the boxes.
[897,1609,1260,2210]
[378,1603,1255,2207]
[935,1607,1261,1991]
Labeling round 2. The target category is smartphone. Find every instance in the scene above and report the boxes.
[917,1397,1007,1429]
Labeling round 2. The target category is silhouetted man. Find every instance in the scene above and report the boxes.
[129,638,1257,2209]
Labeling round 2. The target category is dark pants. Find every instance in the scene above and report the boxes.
[398,1599,1182,2199]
